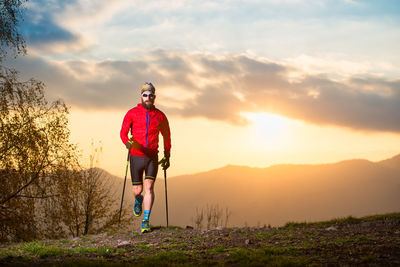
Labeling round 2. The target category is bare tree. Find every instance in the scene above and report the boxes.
[224,207,232,228]
[0,68,77,241]
[0,1,130,241]
[0,0,27,60]
[193,204,231,230]
[192,207,204,230]
[56,143,125,237]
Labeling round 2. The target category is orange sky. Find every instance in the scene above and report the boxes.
[7,1,400,178]
[69,109,400,178]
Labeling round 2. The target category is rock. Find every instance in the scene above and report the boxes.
[245,239,251,245]
[116,241,131,248]
[326,226,338,231]
[215,226,224,230]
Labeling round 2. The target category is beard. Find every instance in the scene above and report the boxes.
[141,99,154,109]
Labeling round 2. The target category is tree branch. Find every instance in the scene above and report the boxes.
[0,143,49,205]
[15,194,60,199]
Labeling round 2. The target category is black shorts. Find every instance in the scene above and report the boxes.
[130,155,159,185]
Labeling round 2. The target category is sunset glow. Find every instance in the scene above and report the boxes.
[6,0,400,178]
[243,112,291,149]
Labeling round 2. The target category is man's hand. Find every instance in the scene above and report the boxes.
[158,155,170,170]
[126,140,134,150]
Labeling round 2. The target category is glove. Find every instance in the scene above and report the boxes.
[158,155,170,170]
[126,140,134,150]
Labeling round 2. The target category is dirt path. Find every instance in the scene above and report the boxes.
[1,213,399,266]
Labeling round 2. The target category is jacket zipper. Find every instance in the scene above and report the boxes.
[145,109,150,149]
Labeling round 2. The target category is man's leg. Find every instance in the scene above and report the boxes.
[130,155,145,217]
[141,178,155,233]
[143,178,155,211]
[141,155,158,233]
[132,185,143,217]
[133,185,143,198]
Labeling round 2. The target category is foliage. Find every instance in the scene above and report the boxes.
[57,165,124,237]
[0,67,77,241]
[0,0,125,242]
[283,213,400,229]
[0,69,127,241]
[0,0,27,60]
[21,241,65,258]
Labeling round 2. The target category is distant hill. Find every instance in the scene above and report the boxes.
[148,154,400,228]
[377,154,400,170]
[109,154,400,228]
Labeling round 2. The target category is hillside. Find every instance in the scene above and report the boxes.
[1,213,399,266]
[146,154,400,228]
[377,154,400,170]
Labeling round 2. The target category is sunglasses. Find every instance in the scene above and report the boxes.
[142,93,155,98]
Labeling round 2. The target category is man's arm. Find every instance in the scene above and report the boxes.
[120,111,132,146]
[160,114,171,156]
[159,114,171,170]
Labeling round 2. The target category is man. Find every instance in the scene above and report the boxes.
[120,82,171,233]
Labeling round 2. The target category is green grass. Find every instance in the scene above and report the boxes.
[150,225,183,231]
[161,243,178,249]
[167,225,184,230]
[137,244,153,251]
[284,221,309,229]
[177,241,189,248]
[207,245,226,254]
[73,246,122,256]
[283,212,400,229]
[3,241,123,259]
[227,247,311,266]
[80,235,91,242]
[107,230,116,236]
[58,258,128,267]
[20,241,65,258]
[255,230,278,240]
[331,235,375,245]
[139,250,190,265]
[191,237,205,243]
[1,212,398,266]
[0,248,14,258]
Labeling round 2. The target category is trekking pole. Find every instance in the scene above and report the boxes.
[164,169,169,228]
[118,150,130,228]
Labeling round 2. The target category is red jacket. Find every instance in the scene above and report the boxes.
[120,104,171,157]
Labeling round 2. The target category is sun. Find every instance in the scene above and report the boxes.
[242,112,291,148]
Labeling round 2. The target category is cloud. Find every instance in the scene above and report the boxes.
[19,0,115,53]
[8,50,400,133]
[17,0,400,70]
[20,0,78,45]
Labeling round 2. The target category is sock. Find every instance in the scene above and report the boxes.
[143,210,151,221]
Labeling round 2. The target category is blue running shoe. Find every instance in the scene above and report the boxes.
[133,195,143,217]
[141,220,151,233]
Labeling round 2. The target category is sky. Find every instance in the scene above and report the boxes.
[6,0,400,177]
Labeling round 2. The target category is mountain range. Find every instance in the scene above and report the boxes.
[112,154,400,228]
